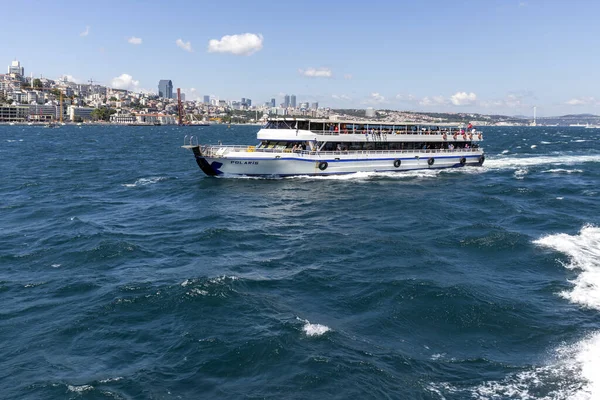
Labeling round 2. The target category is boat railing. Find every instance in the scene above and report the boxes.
[268,129,483,137]
[199,146,483,157]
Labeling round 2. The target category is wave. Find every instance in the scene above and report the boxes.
[297,317,330,337]
[122,176,168,187]
[429,332,600,400]
[542,169,583,174]
[534,225,600,310]
[67,384,94,393]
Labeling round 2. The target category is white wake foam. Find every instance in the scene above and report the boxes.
[486,155,600,170]
[542,169,583,174]
[67,384,94,393]
[298,317,330,336]
[122,176,168,187]
[429,332,600,400]
[534,225,600,310]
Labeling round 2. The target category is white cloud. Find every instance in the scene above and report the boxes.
[299,67,333,78]
[111,74,139,90]
[80,26,90,37]
[450,91,477,106]
[208,33,263,55]
[344,74,353,80]
[480,92,534,109]
[176,39,193,52]
[519,2,527,7]
[396,94,417,102]
[128,36,142,45]
[362,92,386,105]
[565,97,596,106]
[332,94,352,101]
[419,96,448,106]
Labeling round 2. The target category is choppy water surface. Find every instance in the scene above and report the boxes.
[1,125,599,399]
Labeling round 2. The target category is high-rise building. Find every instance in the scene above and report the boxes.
[291,95,296,108]
[203,95,210,104]
[8,60,24,76]
[311,102,319,110]
[158,80,173,99]
[245,99,251,107]
[284,95,290,108]
[270,98,276,107]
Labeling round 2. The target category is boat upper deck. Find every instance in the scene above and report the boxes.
[258,118,483,142]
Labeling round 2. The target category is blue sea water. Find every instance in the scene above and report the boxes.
[1,124,599,399]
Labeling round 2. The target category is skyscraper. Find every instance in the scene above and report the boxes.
[8,60,24,76]
[158,80,173,99]
[271,98,276,107]
[203,95,210,104]
[284,95,290,108]
[291,95,296,108]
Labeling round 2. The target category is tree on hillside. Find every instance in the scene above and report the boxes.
[91,107,116,121]
[33,79,43,89]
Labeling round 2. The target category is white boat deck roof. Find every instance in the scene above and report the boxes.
[266,117,466,127]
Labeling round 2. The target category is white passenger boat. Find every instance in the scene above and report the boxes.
[182,118,485,177]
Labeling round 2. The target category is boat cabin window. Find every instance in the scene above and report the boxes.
[265,121,296,129]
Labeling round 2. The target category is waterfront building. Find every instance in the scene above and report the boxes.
[29,105,58,121]
[366,107,375,117]
[67,106,94,121]
[110,113,137,124]
[291,95,296,108]
[135,113,176,125]
[0,105,29,122]
[158,80,173,99]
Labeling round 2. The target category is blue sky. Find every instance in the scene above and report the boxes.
[2,0,598,116]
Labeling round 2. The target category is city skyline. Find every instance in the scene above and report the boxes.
[2,0,599,116]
